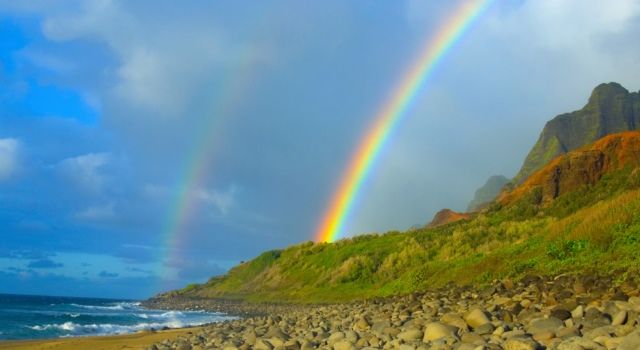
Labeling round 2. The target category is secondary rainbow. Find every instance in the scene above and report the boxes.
[157,49,259,286]
[315,0,494,243]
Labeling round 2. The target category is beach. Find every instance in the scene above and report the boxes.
[4,274,639,350]
[0,327,202,350]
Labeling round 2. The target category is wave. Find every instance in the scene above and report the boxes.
[27,319,198,336]
[135,311,187,320]
[68,302,141,311]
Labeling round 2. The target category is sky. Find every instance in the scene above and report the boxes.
[1,0,639,299]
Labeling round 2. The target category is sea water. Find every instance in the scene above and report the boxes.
[0,293,233,340]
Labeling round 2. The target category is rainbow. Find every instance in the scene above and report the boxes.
[314,0,494,243]
[158,51,259,285]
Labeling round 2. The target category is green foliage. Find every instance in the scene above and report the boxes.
[546,240,588,260]
[172,182,640,303]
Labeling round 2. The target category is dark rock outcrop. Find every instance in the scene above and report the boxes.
[500,131,640,205]
[513,82,640,184]
[427,208,470,228]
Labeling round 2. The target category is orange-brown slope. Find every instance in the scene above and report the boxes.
[499,131,640,206]
[427,208,471,228]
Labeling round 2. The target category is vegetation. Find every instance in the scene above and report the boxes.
[166,128,640,304]
[172,174,640,303]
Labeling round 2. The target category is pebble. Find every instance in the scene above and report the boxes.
[140,275,640,350]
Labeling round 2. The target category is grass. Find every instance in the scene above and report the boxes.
[171,168,640,303]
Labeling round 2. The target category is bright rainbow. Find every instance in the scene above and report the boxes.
[314,0,494,243]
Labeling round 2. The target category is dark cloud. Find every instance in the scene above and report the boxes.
[98,271,119,278]
[27,258,63,269]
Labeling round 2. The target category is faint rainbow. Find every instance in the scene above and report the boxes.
[315,0,494,243]
[158,50,260,285]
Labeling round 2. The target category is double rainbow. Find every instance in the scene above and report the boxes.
[315,0,494,243]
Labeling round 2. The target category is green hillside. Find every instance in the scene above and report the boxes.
[161,133,640,303]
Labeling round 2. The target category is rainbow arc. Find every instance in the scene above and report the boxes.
[315,0,494,243]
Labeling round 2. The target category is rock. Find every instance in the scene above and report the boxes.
[612,310,628,326]
[464,309,491,329]
[619,331,640,350]
[327,332,345,346]
[441,313,469,331]
[551,308,572,321]
[474,323,494,335]
[398,328,423,341]
[423,322,458,342]
[176,343,192,350]
[353,317,370,331]
[503,337,541,350]
[532,330,555,342]
[344,330,358,343]
[268,337,285,348]
[556,327,580,338]
[333,340,356,350]
[460,332,485,344]
[528,317,564,335]
[254,339,274,350]
[284,340,300,350]
[572,305,584,319]
[556,336,606,350]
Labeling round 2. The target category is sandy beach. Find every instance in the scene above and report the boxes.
[0,327,202,350]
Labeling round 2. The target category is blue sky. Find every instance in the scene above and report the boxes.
[1,0,639,299]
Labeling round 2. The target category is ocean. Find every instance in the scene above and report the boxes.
[0,293,233,340]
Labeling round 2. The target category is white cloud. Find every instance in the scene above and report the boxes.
[0,138,19,181]
[35,0,273,117]
[74,202,116,221]
[57,153,111,193]
[144,183,238,216]
[193,186,238,216]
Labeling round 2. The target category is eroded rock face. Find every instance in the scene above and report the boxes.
[513,82,640,184]
[145,274,640,350]
[426,209,470,228]
[500,131,640,206]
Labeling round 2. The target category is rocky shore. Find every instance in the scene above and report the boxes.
[144,275,640,350]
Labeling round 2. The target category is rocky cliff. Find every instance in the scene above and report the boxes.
[467,175,509,211]
[513,82,640,184]
[426,208,470,228]
[500,131,640,206]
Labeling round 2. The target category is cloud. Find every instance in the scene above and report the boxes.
[74,202,116,221]
[36,0,274,117]
[145,184,238,216]
[116,244,155,264]
[0,249,52,260]
[194,186,238,216]
[0,138,19,181]
[98,270,118,278]
[27,258,63,269]
[56,152,110,193]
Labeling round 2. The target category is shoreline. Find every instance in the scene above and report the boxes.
[0,326,204,350]
[3,274,640,349]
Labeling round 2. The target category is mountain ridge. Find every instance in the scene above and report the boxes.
[512,82,640,184]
